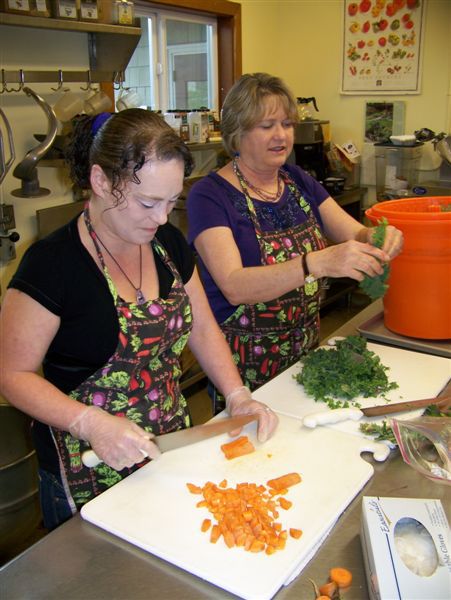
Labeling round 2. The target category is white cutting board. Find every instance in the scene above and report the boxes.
[81,414,374,600]
[253,342,450,441]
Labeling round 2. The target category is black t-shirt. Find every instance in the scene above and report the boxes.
[8,215,195,472]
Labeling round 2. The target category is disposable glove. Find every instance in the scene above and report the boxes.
[225,386,278,442]
[69,406,161,471]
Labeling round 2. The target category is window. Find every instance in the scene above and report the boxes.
[116,5,218,113]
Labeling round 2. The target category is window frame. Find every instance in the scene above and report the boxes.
[155,10,218,111]
[135,0,241,106]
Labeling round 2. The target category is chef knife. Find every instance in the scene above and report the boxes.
[82,413,258,467]
[302,395,451,428]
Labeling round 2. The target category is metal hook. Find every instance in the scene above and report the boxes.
[113,71,127,91]
[80,70,97,91]
[5,69,25,93]
[51,70,68,92]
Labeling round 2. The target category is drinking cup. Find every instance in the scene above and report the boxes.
[84,90,113,116]
[53,91,84,122]
[116,89,142,111]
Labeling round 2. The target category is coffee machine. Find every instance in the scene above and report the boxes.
[292,97,329,182]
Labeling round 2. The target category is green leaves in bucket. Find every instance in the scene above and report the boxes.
[359,217,390,300]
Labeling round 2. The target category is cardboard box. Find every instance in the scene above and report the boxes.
[361,497,450,600]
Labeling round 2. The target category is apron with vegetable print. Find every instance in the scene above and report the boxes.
[215,168,327,411]
[52,208,192,511]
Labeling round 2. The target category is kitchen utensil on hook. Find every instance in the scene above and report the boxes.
[0,107,16,185]
[12,86,58,198]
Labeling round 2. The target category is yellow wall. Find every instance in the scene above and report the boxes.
[238,0,451,186]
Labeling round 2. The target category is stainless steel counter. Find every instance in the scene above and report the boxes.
[1,300,449,599]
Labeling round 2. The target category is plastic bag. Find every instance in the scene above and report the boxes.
[391,417,450,485]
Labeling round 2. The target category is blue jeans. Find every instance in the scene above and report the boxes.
[38,468,74,531]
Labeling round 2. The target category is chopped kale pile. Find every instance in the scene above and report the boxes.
[295,335,398,408]
[359,217,390,300]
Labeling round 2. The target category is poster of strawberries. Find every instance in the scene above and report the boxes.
[341,0,425,94]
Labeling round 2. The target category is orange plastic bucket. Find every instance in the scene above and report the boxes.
[366,196,451,340]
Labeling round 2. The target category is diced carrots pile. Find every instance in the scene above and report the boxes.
[186,472,302,555]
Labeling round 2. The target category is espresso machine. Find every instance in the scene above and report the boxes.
[292,97,329,183]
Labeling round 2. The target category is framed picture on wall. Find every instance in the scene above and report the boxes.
[341,0,425,95]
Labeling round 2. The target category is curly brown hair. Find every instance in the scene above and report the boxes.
[65,109,194,205]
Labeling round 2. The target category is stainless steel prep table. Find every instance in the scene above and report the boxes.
[1,300,449,600]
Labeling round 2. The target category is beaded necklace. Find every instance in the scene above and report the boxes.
[233,159,282,203]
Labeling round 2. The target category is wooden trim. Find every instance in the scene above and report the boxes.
[138,0,242,104]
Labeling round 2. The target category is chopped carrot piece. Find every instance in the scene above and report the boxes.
[223,530,235,548]
[289,528,303,539]
[330,567,353,588]
[201,519,211,532]
[210,524,221,544]
[218,479,227,488]
[249,539,265,553]
[319,580,338,597]
[221,436,256,460]
[186,482,202,494]
[278,497,292,510]
[267,473,301,491]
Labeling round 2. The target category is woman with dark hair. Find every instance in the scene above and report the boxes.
[187,73,403,413]
[0,109,278,530]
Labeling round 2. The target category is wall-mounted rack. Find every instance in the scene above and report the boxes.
[1,69,124,87]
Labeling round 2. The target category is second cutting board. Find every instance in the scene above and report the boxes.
[253,341,450,441]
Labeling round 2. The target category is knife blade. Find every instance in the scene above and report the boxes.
[82,413,258,468]
[303,395,451,428]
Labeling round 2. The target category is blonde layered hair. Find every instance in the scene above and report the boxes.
[220,73,299,157]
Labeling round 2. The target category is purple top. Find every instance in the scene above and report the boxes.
[187,163,329,323]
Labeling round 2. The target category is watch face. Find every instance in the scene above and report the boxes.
[304,275,318,296]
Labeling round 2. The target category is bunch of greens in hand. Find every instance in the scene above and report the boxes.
[295,335,398,409]
[359,217,390,300]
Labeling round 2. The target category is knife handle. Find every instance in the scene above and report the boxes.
[82,450,101,468]
[303,408,364,428]
[81,448,148,468]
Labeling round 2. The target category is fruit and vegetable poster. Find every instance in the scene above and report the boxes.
[341,0,425,94]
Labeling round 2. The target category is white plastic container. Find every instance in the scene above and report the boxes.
[163,112,180,136]
[188,110,208,143]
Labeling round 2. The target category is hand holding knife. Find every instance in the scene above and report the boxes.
[82,413,258,468]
